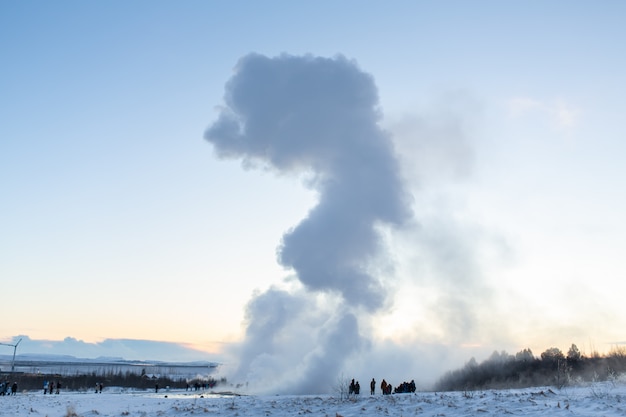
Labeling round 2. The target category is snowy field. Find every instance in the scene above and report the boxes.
[1,382,626,417]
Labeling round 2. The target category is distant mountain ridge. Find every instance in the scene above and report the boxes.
[0,353,219,379]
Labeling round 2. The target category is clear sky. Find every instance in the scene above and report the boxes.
[2,0,626,389]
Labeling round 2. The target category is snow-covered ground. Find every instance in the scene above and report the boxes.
[1,381,625,417]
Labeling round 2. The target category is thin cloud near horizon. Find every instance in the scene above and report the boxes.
[0,335,223,362]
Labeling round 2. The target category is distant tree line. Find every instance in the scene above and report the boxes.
[0,369,225,393]
[435,344,626,391]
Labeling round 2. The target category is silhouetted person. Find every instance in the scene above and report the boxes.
[370,378,375,395]
[11,382,17,395]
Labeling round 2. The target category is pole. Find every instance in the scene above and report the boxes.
[11,339,22,374]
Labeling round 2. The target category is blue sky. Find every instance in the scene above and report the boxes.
[2,1,626,388]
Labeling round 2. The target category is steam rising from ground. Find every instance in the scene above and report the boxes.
[205,54,412,393]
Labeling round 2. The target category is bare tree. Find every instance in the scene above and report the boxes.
[332,374,351,401]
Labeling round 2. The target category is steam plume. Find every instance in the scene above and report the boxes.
[205,54,411,393]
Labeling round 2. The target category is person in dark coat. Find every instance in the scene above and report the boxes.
[370,378,375,395]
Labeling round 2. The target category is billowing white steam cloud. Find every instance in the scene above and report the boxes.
[205,54,411,393]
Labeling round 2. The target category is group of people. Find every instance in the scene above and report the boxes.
[0,381,17,395]
[392,380,417,394]
[379,379,392,395]
[43,380,61,394]
[349,379,361,395]
[186,381,215,391]
[347,378,417,396]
